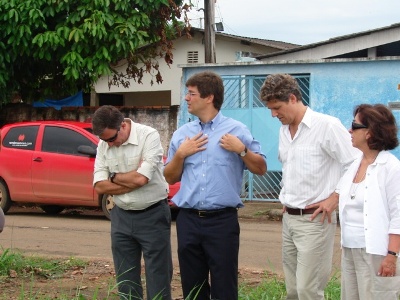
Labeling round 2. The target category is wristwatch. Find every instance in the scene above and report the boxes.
[239,147,248,157]
[109,172,117,183]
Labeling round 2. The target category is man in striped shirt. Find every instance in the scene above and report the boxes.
[260,74,358,300]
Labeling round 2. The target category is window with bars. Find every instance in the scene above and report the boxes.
[222,75,310,110]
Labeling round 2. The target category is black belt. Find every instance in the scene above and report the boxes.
[125,199,166,213]
[183,207,238,218]
[285,207,319,215]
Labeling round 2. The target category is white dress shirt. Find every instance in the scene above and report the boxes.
[279,108,359,208]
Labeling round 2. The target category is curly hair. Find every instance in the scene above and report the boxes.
[354,104,398,151]
[185,71,224,111]
[260,74,302,103]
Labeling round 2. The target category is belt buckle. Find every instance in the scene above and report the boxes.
[198,210,207,217]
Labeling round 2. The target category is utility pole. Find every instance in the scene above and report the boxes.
[204,0,216,63]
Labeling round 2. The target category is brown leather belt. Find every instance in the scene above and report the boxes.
[286,207,318,215]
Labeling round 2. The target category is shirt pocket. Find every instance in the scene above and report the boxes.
[127,156,142,171]
[106,158,119,173]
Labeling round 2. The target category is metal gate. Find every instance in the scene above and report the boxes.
[221,74,310,201]
[221,75,280,201]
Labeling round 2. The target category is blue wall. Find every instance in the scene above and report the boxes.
[181,59,400,158]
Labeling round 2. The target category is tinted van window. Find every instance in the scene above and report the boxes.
[2,126,39,150]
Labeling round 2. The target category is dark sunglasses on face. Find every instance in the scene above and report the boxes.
[351,122,368,131]
[102,128,119,143]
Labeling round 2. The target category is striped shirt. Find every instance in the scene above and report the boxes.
[279,108,359,208]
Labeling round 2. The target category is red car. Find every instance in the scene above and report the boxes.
[0,121,179,220]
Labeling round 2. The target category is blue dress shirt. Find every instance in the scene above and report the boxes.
[166,112,265,210]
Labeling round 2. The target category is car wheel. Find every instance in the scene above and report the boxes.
[40,205,65,215]
[101,194,114,220]
[0,180,12,213]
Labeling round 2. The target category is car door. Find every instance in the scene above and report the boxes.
[0,125,38,201]
[31,124,97,203]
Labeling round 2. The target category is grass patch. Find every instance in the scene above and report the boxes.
[239,271,286,299]
[0,248,86,279]
[239,271,341,300]
[0,248,341,300]
[254,210,270,216]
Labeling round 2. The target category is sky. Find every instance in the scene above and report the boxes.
[186,0,400,45]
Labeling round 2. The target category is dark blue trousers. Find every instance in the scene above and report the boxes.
[176,209,240,300]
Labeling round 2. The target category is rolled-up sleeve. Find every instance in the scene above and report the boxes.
[136,130,164,180]
[93,141,110,186]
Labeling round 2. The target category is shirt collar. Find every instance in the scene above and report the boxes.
[123,118,138,146]
[198,111,223,130]
[300,107,313,129]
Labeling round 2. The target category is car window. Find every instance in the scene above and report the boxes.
[42,126,97,156]
[2,126,39,150]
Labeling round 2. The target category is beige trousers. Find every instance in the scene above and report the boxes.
[282,211,337,300]
[341,247,400,300]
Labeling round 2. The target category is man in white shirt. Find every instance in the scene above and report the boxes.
[92,105,172,300]
[260,74,358,299]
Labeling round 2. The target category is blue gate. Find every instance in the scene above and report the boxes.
[179,74,310,201]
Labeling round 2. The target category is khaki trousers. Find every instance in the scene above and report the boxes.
[341,247,400,300]
[282,211,337,300]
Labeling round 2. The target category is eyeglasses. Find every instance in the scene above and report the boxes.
[351,122,368,131]
[186,91,200,97]
[101,128,120,143]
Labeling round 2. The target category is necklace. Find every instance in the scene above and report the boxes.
[349,171,366,200]
[349,153,379,200]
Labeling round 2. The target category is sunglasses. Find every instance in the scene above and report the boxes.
[351,122,368,131]
[101,128,120,143]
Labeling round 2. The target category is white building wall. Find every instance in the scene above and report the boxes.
[94,32,283,106]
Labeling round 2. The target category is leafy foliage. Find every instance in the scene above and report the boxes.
[0,0,191,104]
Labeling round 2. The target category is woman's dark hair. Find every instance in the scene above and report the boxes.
[354,104,398,151]
[92,105,124,136]
[186,71,224,111]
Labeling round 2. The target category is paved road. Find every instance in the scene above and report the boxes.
[0,207,342,276]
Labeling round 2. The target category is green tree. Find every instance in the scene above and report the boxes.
[0,0,191,104]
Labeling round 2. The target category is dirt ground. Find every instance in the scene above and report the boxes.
[1,202,284,300]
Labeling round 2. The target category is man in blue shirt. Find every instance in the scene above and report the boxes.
[164,71,267,300]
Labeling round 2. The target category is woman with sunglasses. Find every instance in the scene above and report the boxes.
[337,104,400,299]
